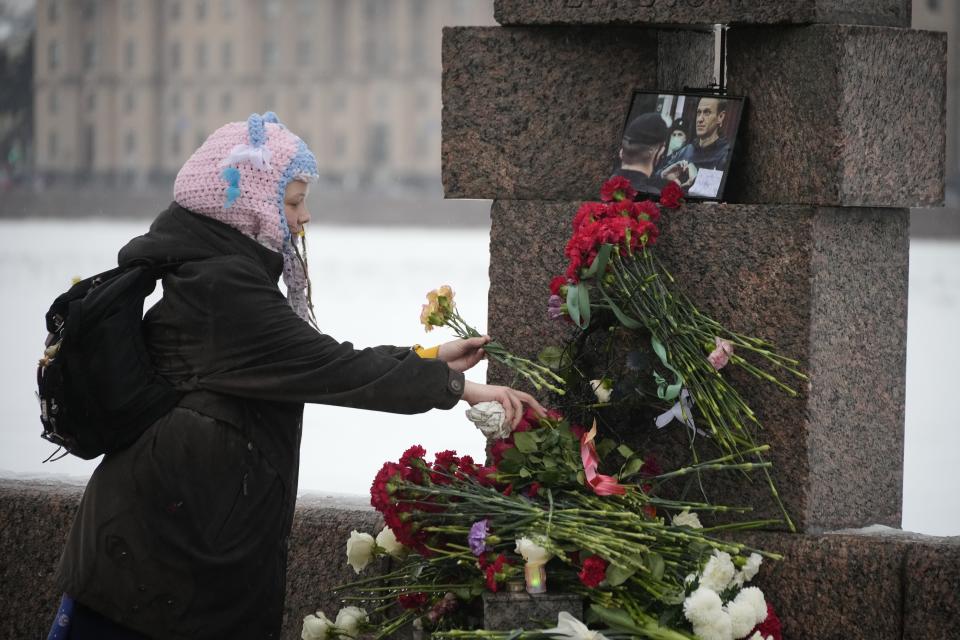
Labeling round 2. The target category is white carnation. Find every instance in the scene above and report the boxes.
[683,587,723,627]
[590,379,612,403]
[692,610,733,640]
[375,526,407,559]
[345,530,376,574]
[734,586,768,625]
[302,612,334,640]
[700,551,736,592]
[740,553,762,582]
[725,599,758,638]
[334,606,368,638]
[672,509,703,529]
[515,536,553,566]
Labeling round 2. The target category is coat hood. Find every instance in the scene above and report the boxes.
[118,202,284,281]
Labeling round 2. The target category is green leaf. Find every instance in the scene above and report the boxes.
[650,334,684,401]
[589,605,643,633]
[596,438,616,460]
[513,431,538,454]
[576,283,591,329]
[518,467,532,478]
[605,562,638,587]
[620,457,646,480]
[583,243,614,279]
[597,285,644,329]
[616,444,635,459]
[566,284,581,327]
[502,447,524,463]
[645,552,665,581]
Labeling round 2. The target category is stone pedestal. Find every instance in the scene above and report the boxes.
[482,592,584,630]
[487,201,908,532]
[493,1,911,28]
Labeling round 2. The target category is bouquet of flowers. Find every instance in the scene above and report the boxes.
[544,179,806,530]
[304,410,783,640]
[420,284,566,395]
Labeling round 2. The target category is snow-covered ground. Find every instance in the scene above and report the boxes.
[0,219,956,535]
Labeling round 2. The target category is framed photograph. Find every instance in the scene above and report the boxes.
[612,91,745,201]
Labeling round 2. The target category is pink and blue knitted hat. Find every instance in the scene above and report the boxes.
[173,112,319,323]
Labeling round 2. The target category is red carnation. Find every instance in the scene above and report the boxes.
[490,440,514,466]
[525,482,541,498]
[549,275,569,296]
[639,454,662,478]
[600,176,637,203]
[578,556,608,588]
[750,603,782,640]
[634,200,661,223]
[484,554,509,592]
[659,182,684,209]
[398,592,429,610]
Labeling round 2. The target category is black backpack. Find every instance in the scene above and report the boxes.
[38,261,184,460]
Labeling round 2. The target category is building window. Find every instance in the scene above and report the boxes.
[221,91,233,112]
[125,131,136,155]
[331,0,347,67]
[170,42,181,71]
[197,0,208,19]
[298,92,311,110]
[48,132,59,158]
[48,41,60,71]
[48,91,59,114]
[297,0,315,17]
[123,0,137,20]
[170,91,181,110]
[86,93,96,112]
[221,41,233,70]
[222,0,235,19]
[83,41,97,68]
[928,0,940,10]
[332,91,346,112]
[195,92,206,114]
[124,40,136,70]
[196,42,208,70]
[170,0,181,20]
[334,133,345,156]
[81,0,96,20]
[263,0,281,18]
[171,132,181,155]
[296,40,311,65]
[262,41,278,68]
[47,0,59,23]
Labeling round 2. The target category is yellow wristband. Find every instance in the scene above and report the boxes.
[412,344,440,359]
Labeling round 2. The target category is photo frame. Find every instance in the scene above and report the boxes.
[612,91,746,201]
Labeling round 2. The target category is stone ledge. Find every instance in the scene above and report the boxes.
[493,0,910,28]
[0,478,384,640]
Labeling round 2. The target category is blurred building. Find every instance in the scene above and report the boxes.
[32,0,494,191]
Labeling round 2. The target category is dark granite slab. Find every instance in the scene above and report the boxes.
[483,592,584,630]
[487,200,908,532]
[442,26,714,202]
[725,25,946,207]
[494,0,911,28]
[442,25,944,208]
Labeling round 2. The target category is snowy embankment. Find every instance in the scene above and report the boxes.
[0,220,956,535]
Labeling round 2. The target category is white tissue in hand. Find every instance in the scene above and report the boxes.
[465,401,510,440]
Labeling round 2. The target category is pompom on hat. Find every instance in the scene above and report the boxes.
[174,112,319,324]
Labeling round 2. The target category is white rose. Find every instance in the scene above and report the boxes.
[302,612,334,640]
[740,553,762,583]
[515,536,553,566]
[672,509,703,529]
[700,551,736,592]
[692,610,733,640]
[346,530,376,574]
[683,587,723,627]
[334,606,368,638]
[375,525,407,559]
[590,379,612,404]
[734,586,768,625]
[725,599,758,639]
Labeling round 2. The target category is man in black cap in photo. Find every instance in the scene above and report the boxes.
[611,112,673,197]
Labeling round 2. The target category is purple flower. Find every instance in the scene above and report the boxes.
[468,519,492,556]
[547,295,564,320]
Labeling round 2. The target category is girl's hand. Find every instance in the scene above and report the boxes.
[461,381,546,431]
[438,336,491,372]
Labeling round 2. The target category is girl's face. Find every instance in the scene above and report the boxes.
[284,180,311,236]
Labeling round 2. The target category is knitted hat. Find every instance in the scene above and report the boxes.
[173,112,319,323]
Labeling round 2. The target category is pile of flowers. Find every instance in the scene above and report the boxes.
[304,409,783,640]
[544,178,805,530]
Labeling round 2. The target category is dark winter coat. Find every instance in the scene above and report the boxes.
[55,203,465,639]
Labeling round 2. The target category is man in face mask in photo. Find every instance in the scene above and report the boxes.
[611,112,672,197]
